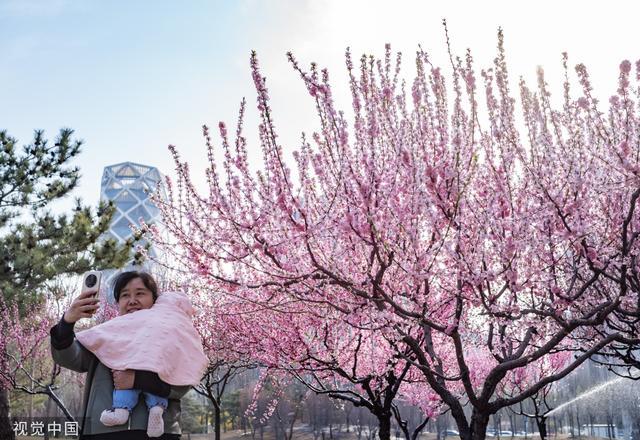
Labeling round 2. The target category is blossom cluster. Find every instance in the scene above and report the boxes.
[145,33,640,435]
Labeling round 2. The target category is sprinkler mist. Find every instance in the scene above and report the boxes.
[546,377,625,417]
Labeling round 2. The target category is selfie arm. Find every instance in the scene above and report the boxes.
[50,318,95,373]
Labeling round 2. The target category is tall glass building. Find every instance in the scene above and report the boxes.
[99,162,167,301]
[100,161,165,248]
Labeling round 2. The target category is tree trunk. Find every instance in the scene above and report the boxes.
[287,407,299,440]
[436,416,445,440]
[273,418,279,440]
[569,410,574,438]
[214,403,221,440]
[45,386,75,422]
[536,417,547,440]
[469,412,491,440]
[607,416,614,440]
[407,417,430,440]
[0,388,15,440]
[631,413,640,440]
[43,396,53,440]
[509,414,516,437]
[346,407,351,432]
[378,412,392,440]
[29,360,35,420]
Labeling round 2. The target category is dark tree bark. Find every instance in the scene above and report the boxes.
[377,411,392,440]
[214,400,221,440]
[0,388,14,440]
[536,416,547,440]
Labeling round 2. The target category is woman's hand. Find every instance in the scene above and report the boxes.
[63,290,100,324]
[112,370,135,390]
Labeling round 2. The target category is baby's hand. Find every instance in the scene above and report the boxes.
[112,370,134,390]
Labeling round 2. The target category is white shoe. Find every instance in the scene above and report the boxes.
[147,405,165,438]
[100,408,129,426]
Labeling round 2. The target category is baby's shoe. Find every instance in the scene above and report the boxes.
[100,408,129,426]
[147,405,165,438]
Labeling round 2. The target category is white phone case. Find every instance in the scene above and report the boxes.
[81,270,102,296]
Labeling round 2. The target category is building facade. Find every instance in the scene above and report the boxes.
[99,162,166,299]
[100,161,165,247]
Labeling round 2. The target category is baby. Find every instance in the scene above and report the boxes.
[100,383,166,437]
[76,290,208,437]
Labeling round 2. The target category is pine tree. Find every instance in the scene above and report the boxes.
[0,128,138,440]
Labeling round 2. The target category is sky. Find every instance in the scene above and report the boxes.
[2,0,640,213]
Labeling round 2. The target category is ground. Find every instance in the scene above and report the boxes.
[15,431,610,440]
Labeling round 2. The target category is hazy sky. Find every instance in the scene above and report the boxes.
[2,0,639,212]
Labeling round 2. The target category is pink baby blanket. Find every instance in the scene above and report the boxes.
[76,291,208,386]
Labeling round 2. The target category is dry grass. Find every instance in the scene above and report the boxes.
[187,429,554,440]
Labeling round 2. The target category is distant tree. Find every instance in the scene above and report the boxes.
[505,352,570,440]
[180,391,209,434]
[0,128,137,439]
[0,298,73,419]
[221,390,242,431]
[512,387,554,440]
[190,284,257,440]
[194,359,256,440]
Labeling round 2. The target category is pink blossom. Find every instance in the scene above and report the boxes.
[620,60,632,74]
[577,97,589,109]
[148,40,640,439]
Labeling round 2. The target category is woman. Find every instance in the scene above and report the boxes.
[50,271,190,440]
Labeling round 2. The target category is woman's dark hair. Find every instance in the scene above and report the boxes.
[113,271,159,302]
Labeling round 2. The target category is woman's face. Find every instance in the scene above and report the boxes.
[117,277,155,315]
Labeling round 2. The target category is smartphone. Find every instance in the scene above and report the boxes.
[81,270,102,297]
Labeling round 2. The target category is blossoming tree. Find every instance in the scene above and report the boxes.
[146,27,640,440]
[0,298,75,421]
[176,267,438,440]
